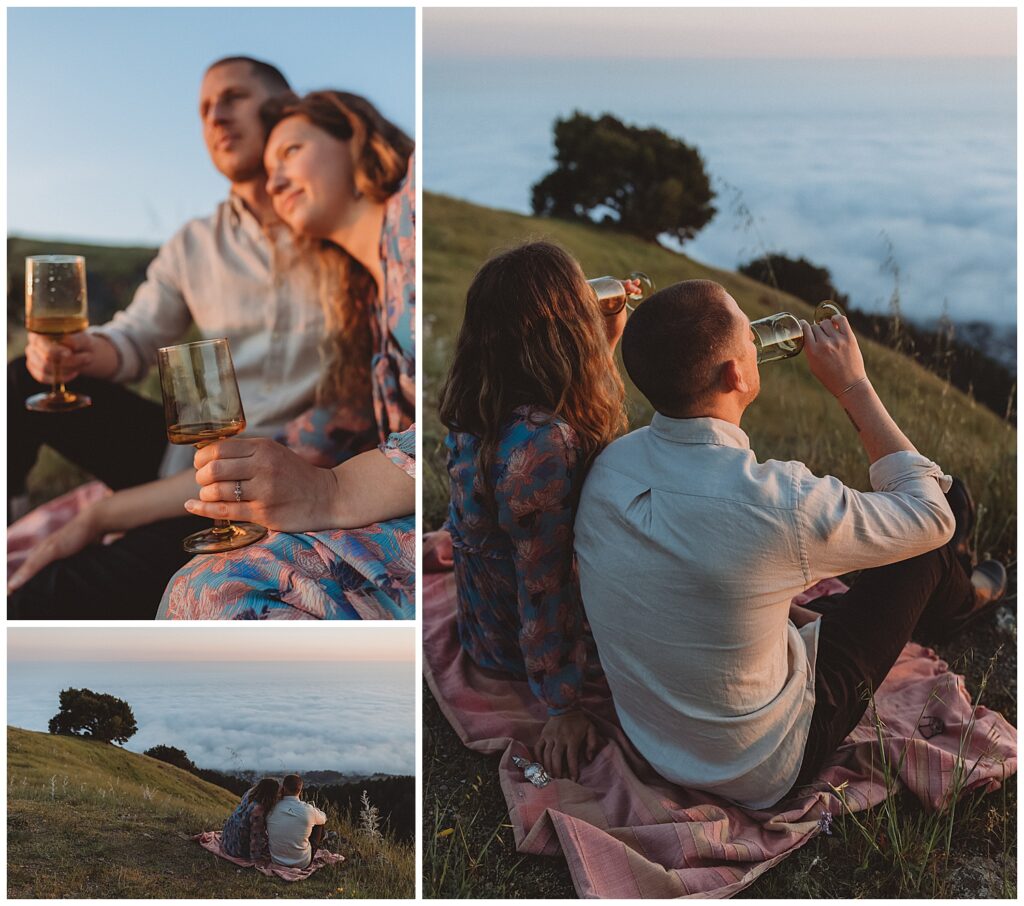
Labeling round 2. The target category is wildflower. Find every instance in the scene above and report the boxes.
[817,810,833,836]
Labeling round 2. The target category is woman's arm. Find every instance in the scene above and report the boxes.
[7,469,199,593]
[184,429,415,531]
[495,420,599,779]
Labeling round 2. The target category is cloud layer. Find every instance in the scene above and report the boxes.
[8,661,415,776]
[425,56,1015,326]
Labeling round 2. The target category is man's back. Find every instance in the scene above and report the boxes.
[266,796,326,867]
[576,413,953,808]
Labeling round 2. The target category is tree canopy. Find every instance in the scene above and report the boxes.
[48,688,137,745]
[531,112,716,244]
[144,745,196,773]
[738,253,850,310]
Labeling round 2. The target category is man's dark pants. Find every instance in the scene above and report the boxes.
[8,357,207,619]
[791,533,976,791]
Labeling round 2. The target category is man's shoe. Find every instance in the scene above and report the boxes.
[944,476,976,568]
[940,560,1009,641]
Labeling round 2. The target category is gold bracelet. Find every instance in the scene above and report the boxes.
[836,377,869,398]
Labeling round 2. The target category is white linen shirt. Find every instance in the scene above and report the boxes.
[266,796,327,868]
[89,194,324,476]
[575,414,954,809]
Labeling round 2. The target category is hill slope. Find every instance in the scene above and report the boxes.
[8,727,412,898]
[423,191,1016,563]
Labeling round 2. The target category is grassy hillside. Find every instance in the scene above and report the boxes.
[8,727,414,899]
[423,192,1016,566]
[423,192,1017,898]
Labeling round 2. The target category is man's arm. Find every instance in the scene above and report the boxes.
[801,316,915,463]
[795,316,954,580]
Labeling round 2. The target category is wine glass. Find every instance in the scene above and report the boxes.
[157,338,268,554]
[750,300,847,365]
[588,271,655,316]
[24,255,92,412]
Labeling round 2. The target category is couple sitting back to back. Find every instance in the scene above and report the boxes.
[441,240,1007,807]
[9,55,416,620]
[222,773,327,869]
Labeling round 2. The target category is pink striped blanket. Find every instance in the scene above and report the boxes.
[7,481,116,575]
[192,831,344,881]
[423,530,1017,899]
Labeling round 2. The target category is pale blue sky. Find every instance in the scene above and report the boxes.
[8,7,415,245]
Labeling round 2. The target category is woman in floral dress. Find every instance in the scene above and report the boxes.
[159,91,415,619]
[221,777,280,862]
[438,241,632,779]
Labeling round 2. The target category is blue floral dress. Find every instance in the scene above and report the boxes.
[159,158,416,620]
[221,788,270,862]
[445,405,601,716]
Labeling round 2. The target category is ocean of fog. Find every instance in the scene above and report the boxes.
[424,57,1016,329]
[7,660,415,776]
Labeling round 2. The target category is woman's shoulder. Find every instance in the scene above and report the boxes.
[505,406,580,456]
[446,406,579,456]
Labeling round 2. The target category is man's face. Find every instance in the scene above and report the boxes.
[723,291,761,403]
[199,62,275,183]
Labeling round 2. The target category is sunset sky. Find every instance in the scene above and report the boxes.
[8,7,414,245]
[425,7,1015,59]
[8,626,414,663]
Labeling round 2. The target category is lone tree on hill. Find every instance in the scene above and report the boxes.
[738,253,850,309]
[531,112,716,244]
[144,745,196,773]
[48,688,137,745]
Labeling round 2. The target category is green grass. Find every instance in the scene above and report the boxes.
[422,192,1016,569]
[422,192,1017,898]
[8,727,414,899]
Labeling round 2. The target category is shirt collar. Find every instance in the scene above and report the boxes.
[649,413,751,450]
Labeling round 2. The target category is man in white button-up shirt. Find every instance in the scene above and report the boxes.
[9,57,324,617]
[576,280,1004,809]
[267,774,328,869]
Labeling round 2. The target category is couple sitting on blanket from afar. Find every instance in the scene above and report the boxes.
[439,240,1009,808]
[8,55,415,620]
[222,773,329,870]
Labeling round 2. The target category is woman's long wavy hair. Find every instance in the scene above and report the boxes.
[250,777,281,814]
[438,240,627,495]
[261,90,414,404]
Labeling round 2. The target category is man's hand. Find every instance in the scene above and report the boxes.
[25,331,117,384]
[7,504,107,593]
[800,316,867,398]
[536,710,601,782]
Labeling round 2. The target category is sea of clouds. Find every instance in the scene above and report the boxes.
[7,660,414,776]
[425,57,1016,329]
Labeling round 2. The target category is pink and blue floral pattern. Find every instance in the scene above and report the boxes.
[446,405,599,716]
[162,159,416,621]
[221,788,270,863]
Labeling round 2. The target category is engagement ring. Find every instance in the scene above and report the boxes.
[234,481,242,502]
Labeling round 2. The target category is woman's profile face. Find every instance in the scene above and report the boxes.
[264,114,356,238]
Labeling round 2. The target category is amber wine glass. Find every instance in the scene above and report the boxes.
[157,338,267,554]
[588,271,655,316]
[24,255,92,412]
[750,301,845,365]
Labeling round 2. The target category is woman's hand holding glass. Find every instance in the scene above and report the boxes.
[186,438,340,533]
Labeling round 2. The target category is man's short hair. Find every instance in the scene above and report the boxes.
[282,773,303,796]
[206,56,291,94]
[622,280,740,416]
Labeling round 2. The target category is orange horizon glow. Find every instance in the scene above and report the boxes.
[7,626,414,663]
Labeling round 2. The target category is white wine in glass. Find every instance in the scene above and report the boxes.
[24,255,92,412]
[588,271,655,316]
[157,338,267,554]
[751,301,845,365]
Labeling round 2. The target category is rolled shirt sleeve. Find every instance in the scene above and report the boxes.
[380,425,416,479]
[795,451,956,582]
[87,230,192,383]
